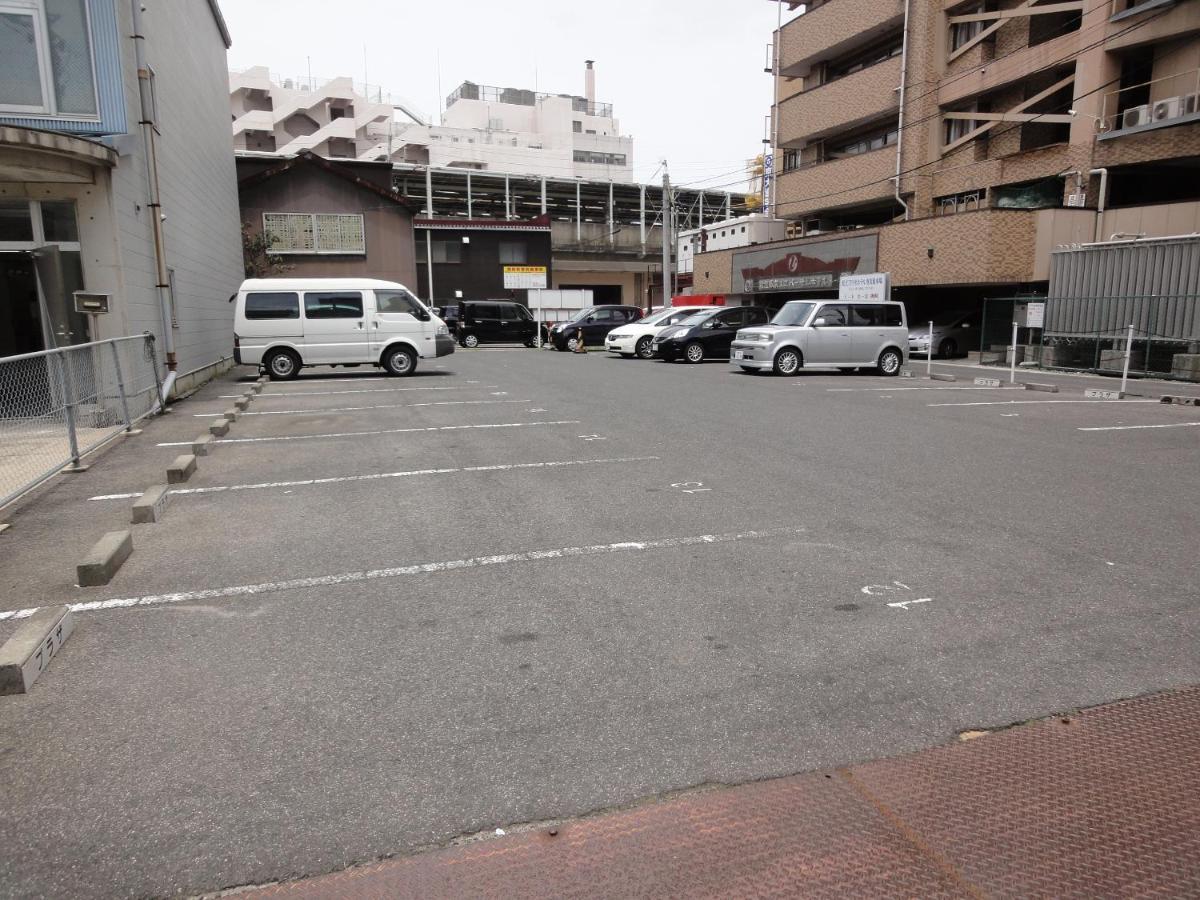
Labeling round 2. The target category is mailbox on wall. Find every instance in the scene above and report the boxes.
[73,292,111,315]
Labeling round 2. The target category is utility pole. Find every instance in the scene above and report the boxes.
[661,161,672,308]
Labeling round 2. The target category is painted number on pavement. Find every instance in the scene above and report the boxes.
[671,481,712,495]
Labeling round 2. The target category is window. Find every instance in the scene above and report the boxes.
[263,213,365,254]
[499,241,527,264]
[572,121,582,133]
[826,36,903,82]
[0,200,34,240]
[883,305,902,326]
[815,304,848,326]
[0,0,99,117]
[936,188,986,214]
[244,292,300,320]
[943,115,980,145]
[431,240,462,263]
[951,3,992,52]
[849,304,886,326]
[40,200,77,241]
[304,292,363,319]
[572,150,627,166]
[376,289,425,315]
[828,125,898,158]
[783,148,800,172]
[472,302,500,319]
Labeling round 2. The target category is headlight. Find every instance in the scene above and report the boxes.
[437,325,449,336]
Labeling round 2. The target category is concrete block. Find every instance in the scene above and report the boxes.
[966,351,982,363]
[209,418,229,436]
[249,383,263,395]
[930,373,956,382]
[1161,395,1200,406]
[223,408,240,422]
[77,530,133,587]
[234,397,250,411]
[980,351,1006,365]
[1170,354,1200,380]
[167,454,197,484]
[1099,349,1144,373]
[1006,346,1025,366]
[193,434,213,456]
[0,606,75,695]
[131,484,171,524]
[1022,382,1059,393]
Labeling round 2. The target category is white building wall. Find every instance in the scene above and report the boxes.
[677,216,789,274]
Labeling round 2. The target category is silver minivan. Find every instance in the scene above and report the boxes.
[730,299,908,376]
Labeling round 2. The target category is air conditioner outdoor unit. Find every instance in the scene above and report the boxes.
[1122,104,1151,129]
[1153,96,1183,121]
[1185,94,1200,115]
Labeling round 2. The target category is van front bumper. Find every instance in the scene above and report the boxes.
[435,335,456,357]
[729,342,772,369]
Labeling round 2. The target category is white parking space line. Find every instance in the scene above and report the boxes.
[191,399,531,417]
[88,456,659,501]
[927,399,1160,408]
[1078,422,1200,432]
[828,386,1025,393]
[235,385,496,398]
[157,420,581,448]
[0,526,825,622]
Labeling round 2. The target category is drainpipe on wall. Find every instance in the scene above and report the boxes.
[130,0,177,402]
[893,0,912,221]
[1089,167,1109,243]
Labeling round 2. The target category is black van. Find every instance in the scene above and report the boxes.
[458,300,539,347]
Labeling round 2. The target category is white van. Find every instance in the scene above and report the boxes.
[233,278,453,379]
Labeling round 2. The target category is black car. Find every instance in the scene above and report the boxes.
[653,306,770,363]
[435,304,459,335]
[457,300,539,347]
[548,305,643,351]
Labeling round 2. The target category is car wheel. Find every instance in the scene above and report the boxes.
[265,349,300,381]
[773,348,801,376]
[684,341,705,364]
[383,345,417,376]
[877,348,903,376]
[462,333,479,348]
[565,336,579,352]
[635,336,654,360]
[938,338,957,359]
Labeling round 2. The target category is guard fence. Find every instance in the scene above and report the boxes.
[979,295,1200,382]
[0,334,162,510]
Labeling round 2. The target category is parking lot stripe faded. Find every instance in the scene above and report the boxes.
[190,399,531,417]
[87,456,659,501]
[0,527,815,621]
[1078,421,1200,432]
[827,386,1026,392]
[238,385,496,398]
[927,399,1161,407]
[156,420,581,448]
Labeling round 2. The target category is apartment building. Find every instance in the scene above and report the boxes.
[231,62,632,181]
[692,0,1200,319]
[1,0,242,391]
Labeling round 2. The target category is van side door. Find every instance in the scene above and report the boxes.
[850,303,890,364]
[302,291,370,364]
[807,303,852,364]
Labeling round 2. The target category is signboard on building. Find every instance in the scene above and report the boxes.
[502,265,548,289]
[1015,302,1046,328]
[838,273,891,303]
[732,234,878,294]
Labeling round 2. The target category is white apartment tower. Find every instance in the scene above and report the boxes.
[230,62,633,181]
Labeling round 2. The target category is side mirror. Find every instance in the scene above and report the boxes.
[586,315,596,323]
[812,317,828,327]
[417,309,431,321]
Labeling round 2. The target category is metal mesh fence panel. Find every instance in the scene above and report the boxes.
[0,335,160,509]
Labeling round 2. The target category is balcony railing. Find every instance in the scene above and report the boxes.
[445,83,613,119]
[1099,67,1200,136]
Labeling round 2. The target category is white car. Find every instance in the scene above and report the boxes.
[605,306,712,360]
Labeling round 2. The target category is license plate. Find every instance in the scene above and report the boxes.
[733,350,744,360]
[651,343,659,350]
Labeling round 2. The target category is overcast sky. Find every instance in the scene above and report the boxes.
[221,0,793,191]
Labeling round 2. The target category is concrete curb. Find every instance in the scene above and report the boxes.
[249,383,263,395]
[930,373,956,382]
[77,530,132,587]
[223,408,240,422]
[1023,382,1060,393]
[209,419,229,436]
[193,434,213,456]
[131,485,171,524]
[234,397,250,411]
[1161,395,1200,406]
[0,606,75,695]
[167,454,197,484]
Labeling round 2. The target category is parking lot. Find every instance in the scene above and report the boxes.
[2,348,1200,897]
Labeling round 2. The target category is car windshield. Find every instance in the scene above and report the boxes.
[637,308,678,326]
[676,311,715,327]
[663,309,705,325]
[770,302,818,327]
[568,308,598,323]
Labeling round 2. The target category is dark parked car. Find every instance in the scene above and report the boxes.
[548,305,643,351]
[653,306,770,363]
[435,304,459,335]
[457,300,539,347]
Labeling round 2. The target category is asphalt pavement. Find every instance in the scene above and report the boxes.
[1,348,1198,898]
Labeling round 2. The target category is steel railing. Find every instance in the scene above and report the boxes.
[0,334,162,510]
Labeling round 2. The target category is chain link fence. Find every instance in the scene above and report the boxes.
[1,335,162,509]
[979,295,1200,381]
